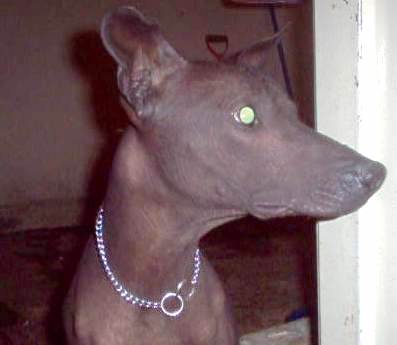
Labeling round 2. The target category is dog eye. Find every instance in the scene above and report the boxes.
[234,106,256,126]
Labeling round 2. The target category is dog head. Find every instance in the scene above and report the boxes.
[101,7,386,221]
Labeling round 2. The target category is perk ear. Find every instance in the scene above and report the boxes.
[101,7,186,117]
[229,23,289,71]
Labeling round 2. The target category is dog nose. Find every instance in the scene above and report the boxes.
[344,161,386,192]
[360,161,386,190]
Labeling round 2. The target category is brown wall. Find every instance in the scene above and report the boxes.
[0,0,313,231]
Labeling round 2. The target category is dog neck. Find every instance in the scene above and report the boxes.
[100,129,234,301]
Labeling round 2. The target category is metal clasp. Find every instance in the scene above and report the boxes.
[160,292,184,317]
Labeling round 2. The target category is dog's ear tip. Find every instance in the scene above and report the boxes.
[100,6,158,66]
[119,6,150,21]
[101,6,152,38]
[103,6,143,20]
[101,5,154,30]
[231,24,290,71]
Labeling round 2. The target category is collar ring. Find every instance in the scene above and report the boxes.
[160,292,184,317]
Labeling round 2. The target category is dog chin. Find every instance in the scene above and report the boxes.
[249,204,297,220]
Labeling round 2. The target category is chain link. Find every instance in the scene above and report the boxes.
[95,207,201,317]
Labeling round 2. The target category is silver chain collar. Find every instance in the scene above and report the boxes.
[95,206,201,318]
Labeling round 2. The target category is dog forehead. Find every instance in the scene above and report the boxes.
[197,62,258,85]
[156,61,293,126]
[180,62,266,100]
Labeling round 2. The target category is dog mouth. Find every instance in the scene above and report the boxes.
[250,191,367,221]
[302,162,386,219]
[249,161,386,220]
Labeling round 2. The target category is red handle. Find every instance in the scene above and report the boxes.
[205,34,229,62]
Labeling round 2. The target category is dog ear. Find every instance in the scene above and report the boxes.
[229,24,289,72]
[101,7,186,118]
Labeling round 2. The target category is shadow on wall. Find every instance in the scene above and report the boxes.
[69,30,129,225]
[28,32,130,344]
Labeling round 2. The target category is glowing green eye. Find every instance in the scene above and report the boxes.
[236,106,256,125]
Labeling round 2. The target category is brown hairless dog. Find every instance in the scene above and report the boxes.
[63,6,386,345]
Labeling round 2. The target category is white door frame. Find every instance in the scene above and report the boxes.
[314,1,397,344]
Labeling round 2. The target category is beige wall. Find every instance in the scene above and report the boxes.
[0,0,313,231]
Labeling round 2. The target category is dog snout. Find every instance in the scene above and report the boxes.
[342,161,386,193]
[360,161,386,190]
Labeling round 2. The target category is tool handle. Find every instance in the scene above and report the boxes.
[205,34,229,61]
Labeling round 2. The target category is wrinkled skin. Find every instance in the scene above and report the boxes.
[63,6,386,345]
[146,63,385,220]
